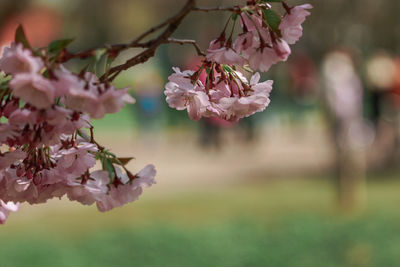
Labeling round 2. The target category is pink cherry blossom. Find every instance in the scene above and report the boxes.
[0,150,26,170]
[273,40,291,61]
[9,73,55,109]
[206,39,244,66]
[0,43,44,75]
[279,4,313,45]
[55,69,135,119]
[239,12,263,32]
[234,20,291,72]
[91,85,135,119]
[220,73,273,120]
[0,124,17,144]
[165,68,210,121]
[1,169,55,204]
[52,140,97,180]
[52,66,85,97]
[233,32,260,59]
[59,72,98,114]
[96,164,156,212]
[248,47,280,72]
[0,200,18,224]
[66,170,109,205]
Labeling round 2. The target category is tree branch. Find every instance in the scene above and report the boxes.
[59,0,239,82]
[192,6,240,12]
[166,38,206,56]
[101,0,196,81]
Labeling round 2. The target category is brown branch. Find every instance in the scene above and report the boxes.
[59,0,239,81]
[192,6,240,12]
[166,38,206,56]
[101,0,196,81]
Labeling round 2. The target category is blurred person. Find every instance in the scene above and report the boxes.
[288,52,318,104]
[132,66,164,133]
[238,116,257,144]
[322,49,372,211]
[365,52,397,127]
[387,57,400,164]
[365,52,399,166]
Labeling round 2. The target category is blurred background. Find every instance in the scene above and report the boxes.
[1,0,400,266]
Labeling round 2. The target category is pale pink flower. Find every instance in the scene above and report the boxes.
[0,200,18,224]
[0,43,43,75]
[248,47,280,72]
[206,39,244,66]
[57,70,135,119]
[52,66,85,97]
[66,170,109,205]
[247,40,290,72]
[1,167,66,205]
[239,12,263,32]
[279,4,312,45]
[8,107,88,146]
[96,164,156,212]
[234,29,290,72]
[3,101,19,118]
[0,124,17,144]
[165,68,210,121]
[273,40,291,61]
[0,150,26,170]
[91,86,135,119]
[10,73,55,109]
[62,75,98,114]
[215,73,273,120]
[53,141,97,179]
[8,109,37,126]
[233,32,260,59]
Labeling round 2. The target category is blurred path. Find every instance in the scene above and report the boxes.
[96,124,334,194]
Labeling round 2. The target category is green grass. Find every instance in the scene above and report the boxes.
[1,178,400,267]
[91,105,136,132]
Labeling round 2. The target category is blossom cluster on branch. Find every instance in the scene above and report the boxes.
[0,0,311,224]
[165,2,311,121]
[0,41,155,224]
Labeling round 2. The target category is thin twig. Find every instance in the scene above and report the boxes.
[166,38,206,56]
[193,6,239,12]
[60,0,239,81]
[102,0,196,81]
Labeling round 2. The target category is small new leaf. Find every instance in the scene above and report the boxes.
[232,13,238,21]
[48,39,74,54]
[103,157,115,181]
[116,157,134,166]
[15,25,31,49]
[223,65,234,73]
[263,9,281,34]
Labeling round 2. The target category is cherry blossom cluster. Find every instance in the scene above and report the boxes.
[0,42,156,224]
[165,1,312,121]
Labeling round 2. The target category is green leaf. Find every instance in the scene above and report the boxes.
[102,157,115,181]
[232,13,238,21]
[14,25,31,49]
[48,38,74,54]
[95,48,107,62]
[77,130,91,142]
[223,65,234,73]
[263,9,281,33]
[104,150,117,158]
